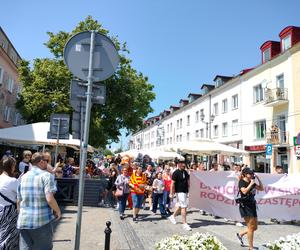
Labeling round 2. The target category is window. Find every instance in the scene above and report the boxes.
[170,123,173,132]
[195,130,199,138]
[187,115,190,126]
[232,119,238,135]
[276,74,284,89]
[0,66,3,84]
[213,103,219,116]
[255,120,266,139]
[170,137,172,144]
[7,77,14,93]
[195,111,199,123]
[166,138,169,144]
[186,132,190,141]
[222,99,228,113]
[263,48,271,62]
[167,124,169,133]
[180,118,183,128]
[213,125,218,138]
[253,84,263,103]
[179,135,182,142]
[232,94,238,109]
[177,120,179,129]
[13,112,20,126]
[282,34,291,52]
[151,131,155,138]
[200,129,204,138]
[216,78,223,87]
[3,106,11,122]
[222,122,228,137]
[176,135,179,142]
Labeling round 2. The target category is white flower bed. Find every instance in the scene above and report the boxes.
[155,232,227,250]
[266,232,300,250]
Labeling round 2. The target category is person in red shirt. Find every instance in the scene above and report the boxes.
[162,165,172,215]
[129,166,147,222]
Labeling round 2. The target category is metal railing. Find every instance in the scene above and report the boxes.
[266,131,288,144]
[264,88,288,105]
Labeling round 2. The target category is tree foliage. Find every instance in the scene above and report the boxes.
[16,16,155,147]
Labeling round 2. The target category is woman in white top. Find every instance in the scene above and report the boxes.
[0,156,19,249]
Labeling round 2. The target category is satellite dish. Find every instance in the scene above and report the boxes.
[64,31,120,82]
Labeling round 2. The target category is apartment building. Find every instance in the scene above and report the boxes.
[0,26,23,128]
[130,26,300,174]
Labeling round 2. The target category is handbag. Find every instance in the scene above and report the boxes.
[115,187,124,197]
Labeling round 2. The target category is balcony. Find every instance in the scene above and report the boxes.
[266,131,289,145]
[264,88,288,107]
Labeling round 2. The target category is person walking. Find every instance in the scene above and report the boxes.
[236,168,263,250]
[152,172,167,218]
[0,156,19,249]
[129,166,147,222]
[17,152,61,250]
[162,165,172,215]
[115,166,130,220]
[168,160,192,231]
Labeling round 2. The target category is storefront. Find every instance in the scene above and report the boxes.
[245,145,270,173]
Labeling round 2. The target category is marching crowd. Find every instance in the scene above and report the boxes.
[0,149,287,250]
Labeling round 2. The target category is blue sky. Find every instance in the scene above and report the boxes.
[1,0,300,150]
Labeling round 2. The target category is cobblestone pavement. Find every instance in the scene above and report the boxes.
[53,205,300,250]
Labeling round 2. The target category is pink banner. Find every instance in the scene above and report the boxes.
[189,171,300,221]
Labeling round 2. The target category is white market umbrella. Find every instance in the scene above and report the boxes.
[143,149,184,161]
[168,140,247,156]
[0,122,94,152]
[119,149,141,158]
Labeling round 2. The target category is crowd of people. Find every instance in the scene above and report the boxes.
[0,148,288,250]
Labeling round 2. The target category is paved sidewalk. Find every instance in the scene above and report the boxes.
[53,206,300,250]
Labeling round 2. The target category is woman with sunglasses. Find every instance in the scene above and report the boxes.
[236,168,263,250]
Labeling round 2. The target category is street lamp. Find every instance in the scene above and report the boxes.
[200,111,215,139]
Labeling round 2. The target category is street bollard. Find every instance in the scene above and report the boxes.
[104,221,112,250]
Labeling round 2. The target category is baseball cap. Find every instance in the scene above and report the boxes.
[242,168,254,175]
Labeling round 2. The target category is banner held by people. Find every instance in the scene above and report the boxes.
[189,171,300,221]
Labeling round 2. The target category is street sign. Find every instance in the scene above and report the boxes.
[266,144,272,159]
[47,114,70,139]
[70,79,106,110]
[72,111,85,139]
[64,31,119,82]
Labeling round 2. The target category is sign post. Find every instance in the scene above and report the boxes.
[265,144,272,173]
[64,30,119,250]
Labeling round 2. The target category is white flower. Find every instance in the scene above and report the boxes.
[266,233,300,250]
[155,232,227,250]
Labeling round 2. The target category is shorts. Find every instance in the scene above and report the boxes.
[239,202,257,218]
[131,193,144,209]
[176,192,188,208]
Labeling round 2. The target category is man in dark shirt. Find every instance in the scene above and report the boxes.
[168,160,191,231]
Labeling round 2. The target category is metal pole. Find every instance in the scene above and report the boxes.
[104,221,112,250]
[54,118,61,164]
[74,30,95,250]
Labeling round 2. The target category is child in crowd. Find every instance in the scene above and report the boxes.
[152,172,167,218]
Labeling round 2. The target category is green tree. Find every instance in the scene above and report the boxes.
[16,16,155,147]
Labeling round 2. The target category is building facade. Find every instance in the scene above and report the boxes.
[130,26,300,174]
[0,26,23,128]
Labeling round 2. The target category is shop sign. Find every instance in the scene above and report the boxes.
[244,145,266,151]
[294,133,300,146]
